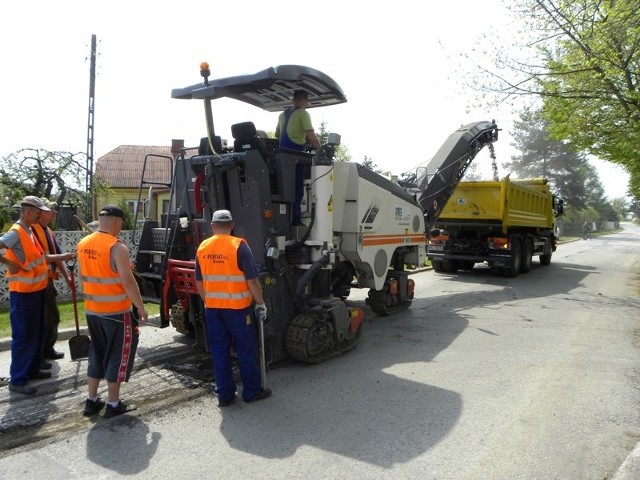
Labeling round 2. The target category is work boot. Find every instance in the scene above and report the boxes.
[29,371,52,380]
[40,361,52,370]
[9,383,37,395]
[217,395,237,408]
[44,349,65,360]
[245,388,272,403]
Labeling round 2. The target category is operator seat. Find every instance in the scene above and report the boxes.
[198,135,224,155]
[231,121,270,160]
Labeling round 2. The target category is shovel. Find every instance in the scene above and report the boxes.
[67,260,91,360]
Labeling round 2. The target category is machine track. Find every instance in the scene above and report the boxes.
[366,289,412,316]
[285,315,360,364]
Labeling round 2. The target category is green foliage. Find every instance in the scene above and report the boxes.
[469,1,640,201]
[560,204,599,225]
[532,0,639,197]
[610,197,630,221]
[505,108,607,209]
[0,204,15,231]
[0,148,95,225]
[0,149,87,201]
[317,121,351,162]
[361,156,383,174]
[505,106,625,223]
[117,197,134,230]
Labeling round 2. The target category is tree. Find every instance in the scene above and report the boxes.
[361,156,383,174]
[462,162,483,181]
[505,108,604,209]
[0,149,89,229]
[317,121,351,162]
[535,0,640,197]
[610,197,629,221]
[467,0,640,199]
[0,149,87,200]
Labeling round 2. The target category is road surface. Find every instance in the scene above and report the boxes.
[0,225,639,479]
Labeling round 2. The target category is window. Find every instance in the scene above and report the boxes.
[126,200,144,218]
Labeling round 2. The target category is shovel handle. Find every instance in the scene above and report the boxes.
[66,260,81,336]
[258,317,267,390]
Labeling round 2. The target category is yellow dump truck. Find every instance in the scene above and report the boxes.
[427,177,563,277]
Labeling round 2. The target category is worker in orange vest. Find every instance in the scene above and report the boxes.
[77,204,148,418]
[0,196,74,395]
[196,209,271,407]
[32,198,73,363]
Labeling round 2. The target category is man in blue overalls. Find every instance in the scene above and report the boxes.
[275,89,321,226]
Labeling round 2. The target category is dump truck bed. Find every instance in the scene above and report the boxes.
[437,178,554,231]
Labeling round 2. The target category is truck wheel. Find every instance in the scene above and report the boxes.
[432,260,444,273]
[540,234,553,265]
[520,237,533,273]
[442,260,459,273]
[503,238,522,278]
[540,252,552,265]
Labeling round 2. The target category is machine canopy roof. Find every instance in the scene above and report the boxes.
[171,65,347,112]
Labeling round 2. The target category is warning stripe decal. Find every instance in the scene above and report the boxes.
[361,234,426,246]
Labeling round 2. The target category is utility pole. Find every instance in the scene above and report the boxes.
[85,34,96,220]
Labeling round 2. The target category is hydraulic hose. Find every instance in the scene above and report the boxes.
[295,254,330,305]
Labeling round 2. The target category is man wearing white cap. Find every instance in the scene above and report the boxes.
[195,209,271,407]
[0,196,74,395]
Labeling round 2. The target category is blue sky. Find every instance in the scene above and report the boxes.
[0,0,629,198]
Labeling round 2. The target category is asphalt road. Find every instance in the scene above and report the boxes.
[0,225,639,479]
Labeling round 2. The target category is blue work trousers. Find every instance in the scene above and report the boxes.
[10,289,45,385]
[204,307,261,402]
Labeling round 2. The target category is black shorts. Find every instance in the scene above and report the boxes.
[86,311,139,383]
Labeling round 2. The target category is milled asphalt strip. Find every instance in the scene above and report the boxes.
[612,442,640,479]
[0,317,212,456]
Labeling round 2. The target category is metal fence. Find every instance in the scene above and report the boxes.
[556,220,619,238]
[0,230,140,308]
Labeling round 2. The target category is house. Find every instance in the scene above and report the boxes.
[94,140,184,222]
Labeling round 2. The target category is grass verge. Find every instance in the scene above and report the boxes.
[0,301,160,338]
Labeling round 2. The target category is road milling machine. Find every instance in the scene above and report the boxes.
[134,64,499,364]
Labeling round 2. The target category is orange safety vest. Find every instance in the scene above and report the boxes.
[5,223,48,293]
[78,231,132,315]
[197,235,252,309]
[32,223,59,280]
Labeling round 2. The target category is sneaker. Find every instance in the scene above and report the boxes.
[40,361,52,370]
[29,371,52,380]
[9,383,37,395]
[103,401,137,419]
[83,397,106,416]
[245,388,272,403]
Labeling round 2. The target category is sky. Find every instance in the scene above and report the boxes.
[0,0,630,199]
